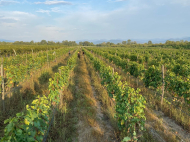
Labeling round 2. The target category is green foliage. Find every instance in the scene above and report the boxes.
[143,65,162,89]
[127,62,144,78]
[85,49,146,141]
[172,64,190,77]
[1,50,78,141]
[3,47,74,88]
[165,71,190,102]
[144,55,149,62]
[122,137,131,142]
[1,95,51,142]
[130,54,137,62]
[38,72,52,85]
[0,45,62,55]
[148,59,160,67]
[138,56,144,64]
[86,47,190,103]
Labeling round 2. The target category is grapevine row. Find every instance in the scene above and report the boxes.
[1,47,75,90]
[84,49,146,141]
[87,48,190,105]
[0,50,78,142]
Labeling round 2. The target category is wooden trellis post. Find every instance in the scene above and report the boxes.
[47,51,49,67]
[58,69,62,106]
[161,65,165,108]
[13,49,17,56]
[53,51,56,62]
[31,49,33,59]
[1,58,5,111]
[26,53,27,64]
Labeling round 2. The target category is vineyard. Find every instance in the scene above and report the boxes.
[0,46,190,142]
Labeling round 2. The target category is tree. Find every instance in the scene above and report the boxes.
[110,42,115,46]
[30,40,34,44]
[47,41,55,45]
[90,42,94,46]
[165,40,171,45]
[40,40,47,45]
[62,40,69,46]
[56,41,60,45]
[101,42,106,46]
[127,39,131,45]
[14,41,20,45]
[20,41,24,44]
[106,42,111,46]
[148,40,152,45]
[79,42,83,46]
[122,41,127,45]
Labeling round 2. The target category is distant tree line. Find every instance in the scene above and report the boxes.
[96,39,190,49]
[0,40,78,46]
[79,41,94,46]
[0,39,190,49]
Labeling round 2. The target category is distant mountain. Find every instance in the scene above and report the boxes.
[77,37,190,44]
[76,39,123,44]
[1,37,190,44]
[0,39,14,42]
[167,37,190,42]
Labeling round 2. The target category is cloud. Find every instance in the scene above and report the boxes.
[36,7,63,15]
[115,0,127,2]
[172,0,190,6]
[36,9,50,14]
[34,0,72,5]
[51,7,62,12]
[0,0,19,5]
[0,16,17,23]
[0,0,190,41]
[11,11,36,16]
[0,11,36,24]
[107,0,127,2]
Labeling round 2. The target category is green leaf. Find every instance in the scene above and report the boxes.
[133,131,136,136]
[122,137,131,142]
[121,119,125,125]
[4,118,12,124]
[16,129,22,135]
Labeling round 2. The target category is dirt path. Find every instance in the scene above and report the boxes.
[91,85,118,142]
[153,110,190,141]
[74,54,118,142]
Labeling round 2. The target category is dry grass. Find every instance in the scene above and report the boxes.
[47,71,78,142]
[84,55,120,141]
[48,54,102,142]
[143,108,183,142]
[74,55,103,142]
[85,56,117,127]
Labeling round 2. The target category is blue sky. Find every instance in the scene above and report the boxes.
[0,0,190,41]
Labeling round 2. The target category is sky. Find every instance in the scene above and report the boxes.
[0,0,190,42]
